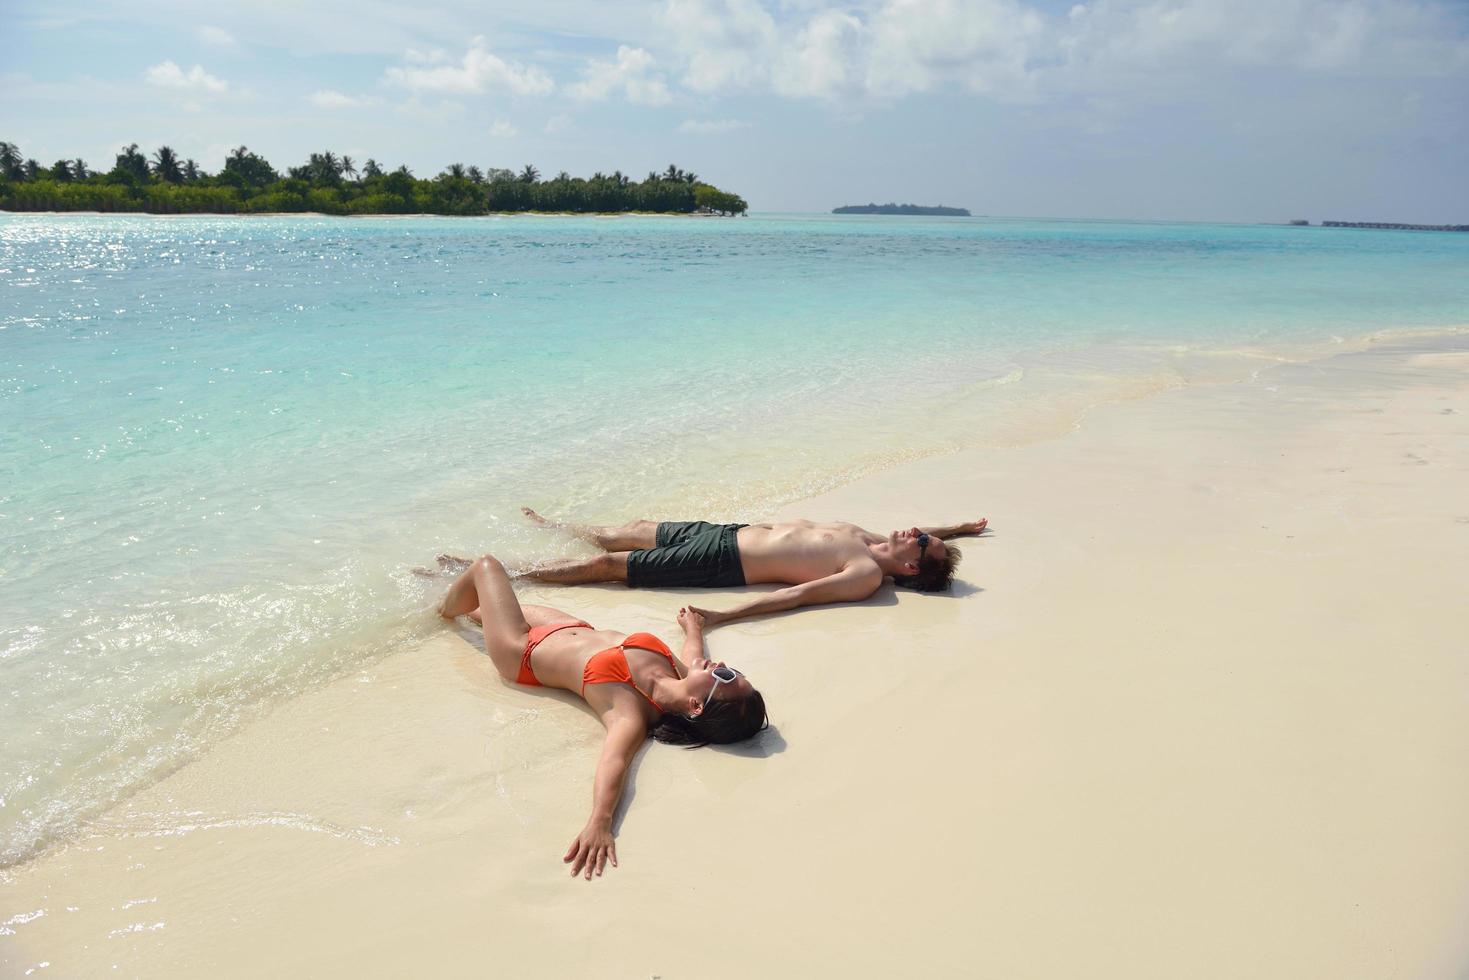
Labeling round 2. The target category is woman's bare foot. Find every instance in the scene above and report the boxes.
[413,553,474,577]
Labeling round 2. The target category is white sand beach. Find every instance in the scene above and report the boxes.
[3,335,1467,978]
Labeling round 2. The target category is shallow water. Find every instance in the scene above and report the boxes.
[2,211,1467,866]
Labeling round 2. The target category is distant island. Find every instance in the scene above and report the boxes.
[0,140,749,216]
[833,203,971,216]
[1288,219,1467,232]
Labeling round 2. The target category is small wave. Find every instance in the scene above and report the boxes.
[95,809,400,848]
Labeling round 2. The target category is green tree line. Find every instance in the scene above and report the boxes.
[0,142,749,216]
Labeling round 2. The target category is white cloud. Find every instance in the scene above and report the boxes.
[309,89,374,109]
[662,0,777,92]
[570,46,672,104]
[384,36,554,95]
[657,0,1469,107]
[404,47,449,64]
[679,118,752,133]
[1049,0,1469,95]
[489,119,518,137]
[198,26,236,46]
[864,0,1045,100]
[144,61,228,94]
[772,9,865,99]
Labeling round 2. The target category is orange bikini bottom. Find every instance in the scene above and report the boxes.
[517,620,591,686]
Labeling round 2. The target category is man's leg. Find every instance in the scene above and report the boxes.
[518,551,630,585]
[431,550,632,583]
[521,507,658,552]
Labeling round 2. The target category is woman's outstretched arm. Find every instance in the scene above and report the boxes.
[674,606,707,667]
[564,713,646,880]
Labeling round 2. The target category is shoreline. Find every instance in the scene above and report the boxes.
[1,323,1467,868]
[3,332,1467,976]
[0,208,740,219]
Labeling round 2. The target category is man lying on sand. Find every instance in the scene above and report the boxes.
[439,510,989,627]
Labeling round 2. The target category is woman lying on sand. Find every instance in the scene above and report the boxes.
[438,554,767,879]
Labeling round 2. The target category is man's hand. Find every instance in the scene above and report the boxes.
[677,606,706,634]
[921,519,989,540]
[564,820,617,880]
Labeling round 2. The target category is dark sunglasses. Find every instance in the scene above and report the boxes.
[916,531,931,561]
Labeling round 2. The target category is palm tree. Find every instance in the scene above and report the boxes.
[182,159,201,182]
[304,152,341,183]
[72,158,90,180]
[223,146,277,187]
[444,162,467,179]
[555,170,571,182]
[466,165,484,184]
[362,158,383,178]
[151,145,183,183]
[519,164,539,183]
[0,141,22,180]
[115,144,149,181]
[340,155,358,180]
[24,159,40,180]
[51,159,74,182]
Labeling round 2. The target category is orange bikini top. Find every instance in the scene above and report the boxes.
[582,633,677,711]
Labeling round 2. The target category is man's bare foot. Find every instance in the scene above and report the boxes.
[521,506,557,529]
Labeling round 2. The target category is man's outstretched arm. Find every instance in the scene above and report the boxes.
[691,565,883,628]
[919,518,989,540]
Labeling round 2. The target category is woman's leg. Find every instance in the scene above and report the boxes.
[470,602,582,628]
[439,555,531,681]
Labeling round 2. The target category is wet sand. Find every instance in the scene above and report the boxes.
[3,335,1467,978]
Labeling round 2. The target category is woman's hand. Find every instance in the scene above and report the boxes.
[677,606,706,634]
[685,605,730,629]
[564,820,617,880]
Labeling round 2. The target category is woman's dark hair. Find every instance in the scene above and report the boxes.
[893,542,962,593]
[652,688,768,747]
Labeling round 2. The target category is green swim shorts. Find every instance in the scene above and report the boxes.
[625,521,748,589]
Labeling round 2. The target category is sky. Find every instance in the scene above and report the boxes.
[2,0,1468,221]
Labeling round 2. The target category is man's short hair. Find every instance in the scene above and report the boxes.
[893,542,962,593]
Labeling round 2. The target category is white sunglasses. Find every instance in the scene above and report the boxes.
[702,665,741,707]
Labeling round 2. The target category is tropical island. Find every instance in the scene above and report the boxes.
[833,203,970,216]
[0,141,749,216]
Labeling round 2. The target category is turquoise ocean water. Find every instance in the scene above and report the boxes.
[3,212,1467,866]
